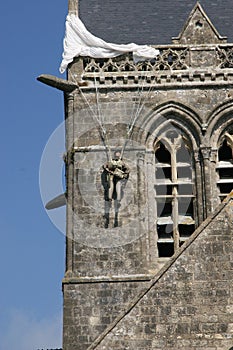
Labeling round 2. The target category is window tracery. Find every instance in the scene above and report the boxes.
[154,129,196,257]
[216,132,233,200]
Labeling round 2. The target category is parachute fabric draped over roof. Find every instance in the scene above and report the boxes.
[59,14,160,73]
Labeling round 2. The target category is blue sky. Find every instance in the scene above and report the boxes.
[0,1,69,349]
[1,2,232,350]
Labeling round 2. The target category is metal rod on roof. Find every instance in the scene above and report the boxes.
[68,0,78,15]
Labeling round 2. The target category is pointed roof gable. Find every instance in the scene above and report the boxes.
[172,2,227,44]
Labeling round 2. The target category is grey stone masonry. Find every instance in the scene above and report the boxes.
[64,2,233,280]
[46,2,233,350]
[63,280,150,350]
[90,192,233,349]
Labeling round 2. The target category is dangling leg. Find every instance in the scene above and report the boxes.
[104,200,110,228]
[115,180,121,201]
[114,180,121,227]
[108,175,114,201]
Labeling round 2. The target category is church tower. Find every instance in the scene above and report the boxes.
[38,1,233,349]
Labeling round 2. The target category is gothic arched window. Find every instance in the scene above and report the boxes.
[216,132,233,201]
[154,128,196,257]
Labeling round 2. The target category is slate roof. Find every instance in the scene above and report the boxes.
[78,0,233,44]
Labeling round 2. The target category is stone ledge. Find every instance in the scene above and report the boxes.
[62,274,155,285]
[79,73,233,90]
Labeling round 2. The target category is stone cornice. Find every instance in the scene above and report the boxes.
[66,44,233,89]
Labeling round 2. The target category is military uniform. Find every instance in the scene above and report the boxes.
[104,157,130,201]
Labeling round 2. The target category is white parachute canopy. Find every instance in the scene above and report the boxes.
[59,14,160,73]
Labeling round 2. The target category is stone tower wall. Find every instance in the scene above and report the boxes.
[64,47,233,279]
[60,3,233,349]
[91,194,233,350]
[63,280,148,350]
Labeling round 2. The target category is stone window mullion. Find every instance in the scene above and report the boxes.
[172,186,180,251]
[155,128,196,258]
[171,146,180,251]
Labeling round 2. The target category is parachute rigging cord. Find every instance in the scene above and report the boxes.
[68,69,110,156]
[94,75,112,161]
[120,73,154,159]
[68,68,154,161]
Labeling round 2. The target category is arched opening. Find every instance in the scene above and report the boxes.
[154,127,196,257]
[216,133,233,200]
[219,139,232,160]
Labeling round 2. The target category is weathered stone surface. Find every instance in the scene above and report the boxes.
[91,195,233,349]
[63,280,149,350]
[59,3,233,350]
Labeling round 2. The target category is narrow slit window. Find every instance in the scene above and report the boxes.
[216,133,233,200]
[219,139,232,160]
[177,142,191,164]
[158,242,174,257]
[157,201,172,217]
[155,143,171,164]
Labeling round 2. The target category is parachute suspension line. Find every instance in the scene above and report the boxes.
[79,84,111,159]
[120,74,154,159]
[127,73,146,136]
[120,73,147,159]
[68,69,154,161]
[78,85,106,134]
[127,79,143,131]
[93,76,104,131]
[68,69,111,157]
[93,76,112,161]
[68,69,99,125]
[127,73,153,137]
